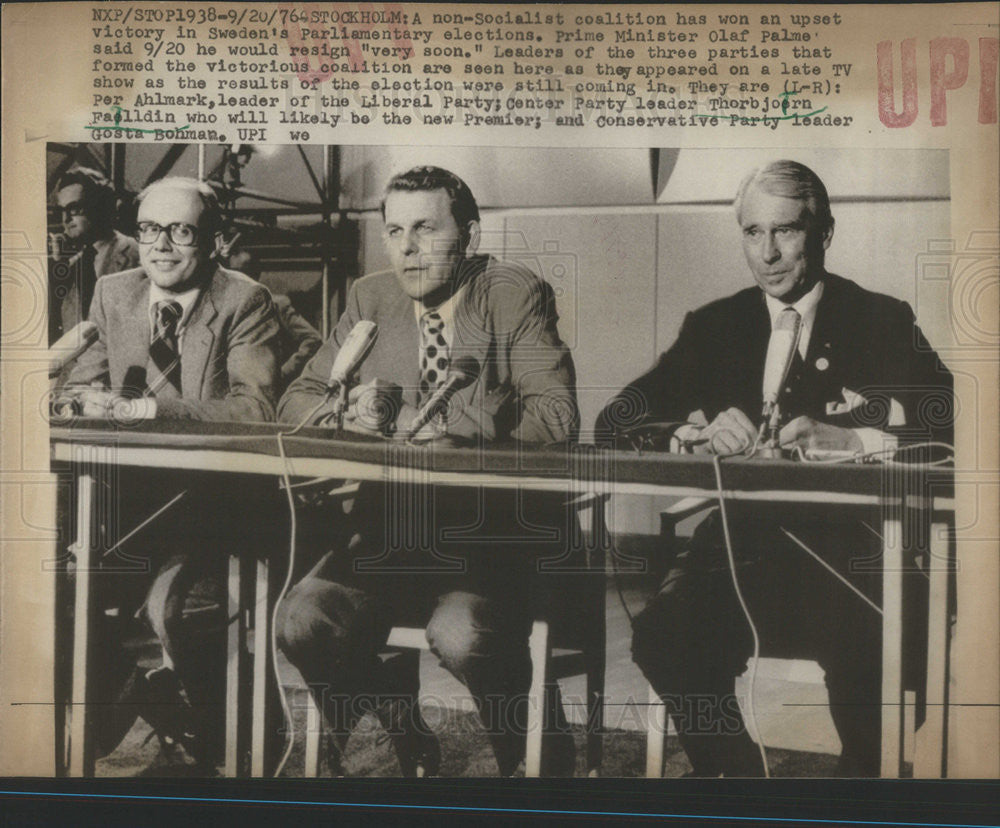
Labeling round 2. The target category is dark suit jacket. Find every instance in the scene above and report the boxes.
[49,230,140,343]
[279,255,578,443]
[597,273,953,447]
[68,265,282,422]
[273,293,322,388]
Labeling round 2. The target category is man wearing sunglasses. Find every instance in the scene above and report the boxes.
[50,167,140,344]
[66,176,281,421]
[62,177,283,769]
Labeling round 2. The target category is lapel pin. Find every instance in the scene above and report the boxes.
[815,357,830,371]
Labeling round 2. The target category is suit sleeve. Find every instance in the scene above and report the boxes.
[277,282,363,426]
[156,285,281,422]
[880,300,954,446]
[65,277,110,388]
[275,295,323,385]
[502,274,578,444]
[594,310,707,442]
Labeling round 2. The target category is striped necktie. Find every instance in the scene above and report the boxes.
[147,300,183,398]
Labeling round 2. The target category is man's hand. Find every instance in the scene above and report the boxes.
[693,407,758,455]
[343,378,402,436]
[779,416,863,454]
[62,388,157,422]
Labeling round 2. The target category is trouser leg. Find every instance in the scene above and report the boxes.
[274,568,431,772]
[633,508,885,777]
[145,553,227,759]
[425,590,536,776]
[631,561,763,777]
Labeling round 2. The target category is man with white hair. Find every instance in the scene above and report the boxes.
[598,160,953,776]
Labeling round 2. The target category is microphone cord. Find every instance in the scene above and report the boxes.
[271,395,335,778]
[711,452,770,778]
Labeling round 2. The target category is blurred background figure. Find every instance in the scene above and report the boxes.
[49,166,139,344]
[224,237,323,391]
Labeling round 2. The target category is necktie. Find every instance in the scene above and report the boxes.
[147,300,183,398]
[762,306,802,418]
[418,310,449,407]
[79,245,98,324]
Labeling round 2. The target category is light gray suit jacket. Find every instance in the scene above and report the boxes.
[278,256,577,443]
[68,265,282,422]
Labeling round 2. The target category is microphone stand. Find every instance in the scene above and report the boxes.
[331,381,349,432]
[757,402,782,459]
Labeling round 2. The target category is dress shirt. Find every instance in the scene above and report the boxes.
[148,282,202,352]
[763,278,824,360]
[412,282,468,353]
[678,277,894,455]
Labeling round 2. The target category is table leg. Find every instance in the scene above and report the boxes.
[251,555,273,777]
[880,517,904,778]
[914,521,950,777]
[525,620,548,778]
[68,471,97,777]
[304,691,322,777]
[225,553,252,776]
[645,684,666,778]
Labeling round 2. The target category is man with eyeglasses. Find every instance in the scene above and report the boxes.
[62,176,283,769]
[66,176,281,421]
[50,167,140,344]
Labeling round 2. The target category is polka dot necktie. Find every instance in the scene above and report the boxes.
[418,310,449,407]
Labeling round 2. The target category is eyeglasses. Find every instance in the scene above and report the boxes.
[136,221,199,246]
[60,202,86,219]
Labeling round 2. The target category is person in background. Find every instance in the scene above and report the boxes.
[226,240,323,391]
[50,166,140,344]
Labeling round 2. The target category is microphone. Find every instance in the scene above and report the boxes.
[403,356,481,442]
[326,320,378,429]
[327,320,378,391]
[759,308,801,453]
[48,320,99,378]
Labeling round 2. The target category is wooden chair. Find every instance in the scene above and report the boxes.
[299,491,609,778]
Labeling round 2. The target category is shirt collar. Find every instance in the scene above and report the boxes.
[149,280,202,333]
[764,278,824,327]
[413,281,468,341]
[764,278,825,358]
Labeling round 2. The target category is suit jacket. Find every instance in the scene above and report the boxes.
[50,230,140,343]
[597,273,953,446]
[279,255,578,443]
[68,265,282,422]
[279,256,578,592]
[272,293,322,388]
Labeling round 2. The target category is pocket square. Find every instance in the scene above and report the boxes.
[826,388,906,427]
[826,387,867,416]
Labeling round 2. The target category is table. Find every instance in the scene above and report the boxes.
[50,419,954,778]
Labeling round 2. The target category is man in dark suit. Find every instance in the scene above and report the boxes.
[598,160,952,776]
[276,166,578,776]
[50,167,140,345]
[62,177,283,765]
